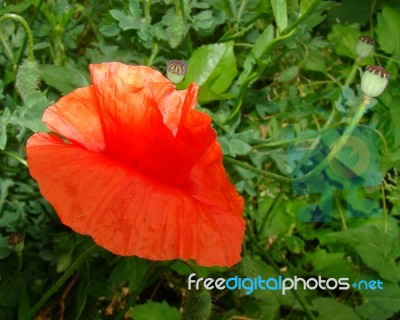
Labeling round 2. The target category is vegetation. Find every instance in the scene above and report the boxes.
[1,0,400,319]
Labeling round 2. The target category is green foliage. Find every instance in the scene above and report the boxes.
[1,0,400,319]
[179,41,237,102]
[271,0,288,33]
[312,297,361,320]
[40,64,89,93]
[131,301,183,320]
[376,5,400,56]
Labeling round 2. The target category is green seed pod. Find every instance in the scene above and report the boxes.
[184,288,212,320]
[356,36,374,58]
[361,65,390,98]
[8,233,24,254]
[166,60,187,84]
[15,59,41,100]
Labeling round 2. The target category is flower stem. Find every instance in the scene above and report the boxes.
[381,184,388,233]
[114,291,140,320]
[28,244,98,318]
[325,97,369,165]
[114,261,175,320]
[248,231,317,320]
[225,97,371,183]
[335,194,348,231]
[0,150,28,167]
[224,156,292,182]
[0,14,35,61]
[344,57,361,87]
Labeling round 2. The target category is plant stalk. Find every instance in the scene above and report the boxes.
[28,245,98,318]
[0,14,35,61]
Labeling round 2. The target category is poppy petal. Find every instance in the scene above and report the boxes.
[43,86,105,152]
[186,142,244,220]
[88,62,215,186]
[26,132,244,266]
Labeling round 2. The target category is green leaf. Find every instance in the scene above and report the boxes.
[56,252,72,273]
[0,179,13,216]
[109,0,142,31]
[238,24,275,85]
[9,92,50,133]
[137,23,153,48]
[303,37,328,72]
[0,108,10,150]
[99,24,120,37]
[374,79,400,161]
[109,257,149,292]
[355,281,400,320]
[313,297,361,320]
[325,0,374,26]
[180,42,237,102]
[285,235,305,254]
[323,224,400,282]
[300,0,318,14]
[192,10,214,32]
[197,87,235,103]
[301,250,352,279]
[278,66,299,83]
[131,301,183,320]
[0,209,22,228]
[271,0,288,33]
[258,294,280,319]
[327,24,359,59]
[0,0,31,15]
[40,65,89,94]
[162,9,186,48]
[0,236,12,259]
[255,196,292,240]
[376,5,400,56]
[192,9,226,36]
[218,137,252,157]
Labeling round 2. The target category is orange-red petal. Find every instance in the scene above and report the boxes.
[26,62,246,267]
[26,133,245,267]
[43,86,105,152]
[84,62,215,186]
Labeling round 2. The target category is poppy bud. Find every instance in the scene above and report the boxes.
[15,59,41,100]
[184,288,212,320]
[166,60,187,84]
[230,256,256,297]
[230,255,255,278]
[8,233,24,254]
[361,65,390,98]
[356,36,374,58]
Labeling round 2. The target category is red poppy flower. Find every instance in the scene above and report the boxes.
[26,62,245,267]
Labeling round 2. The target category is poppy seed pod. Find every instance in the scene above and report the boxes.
[167,60,187,84]
[361,65,390,98]
[8,233,25,254]
[356,36,374,59]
